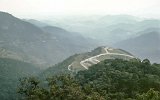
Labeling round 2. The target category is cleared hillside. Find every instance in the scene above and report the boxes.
[41,47,136,78]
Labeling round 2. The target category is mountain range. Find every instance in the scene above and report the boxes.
[0,11,98,99]
[0,11,97,68]
[44,15,160,63]
[45,15,160,44]
[0,11,160,100]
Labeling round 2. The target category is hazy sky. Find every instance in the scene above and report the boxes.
[0,0,160,19]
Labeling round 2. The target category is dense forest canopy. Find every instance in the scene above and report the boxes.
[0,58,40,100]
[18,59,160,100]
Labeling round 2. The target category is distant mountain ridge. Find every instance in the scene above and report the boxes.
[45,15,160,44]
[115,31,160,63]
[23,19,49,27]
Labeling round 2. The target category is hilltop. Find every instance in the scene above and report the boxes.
[41,46,136,77]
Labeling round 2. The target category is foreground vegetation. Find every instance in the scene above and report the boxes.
[0,58,39,100]
[18,59,160,100]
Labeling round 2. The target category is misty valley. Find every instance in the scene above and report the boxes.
[0,11,160,100]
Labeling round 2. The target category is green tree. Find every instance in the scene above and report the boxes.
[18,75,104,100]
[17,77,49,100]
[17,59,160,100]
[137,88,160,100]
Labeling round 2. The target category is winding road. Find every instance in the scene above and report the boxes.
[68,47,135,70]
[68,64,72,71]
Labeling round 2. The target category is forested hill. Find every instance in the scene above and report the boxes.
[18,59,160,100]
[40,47,136,78]
[76,59,160,99]
[0,58,40,100]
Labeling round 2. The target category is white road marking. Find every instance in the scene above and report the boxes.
[68,64,72,71]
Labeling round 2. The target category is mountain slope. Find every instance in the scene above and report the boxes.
[114,31,160,63]
[0,58,40,100]
[42,26,97,50]
[0,11,97,68]
[23,19,49,27]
